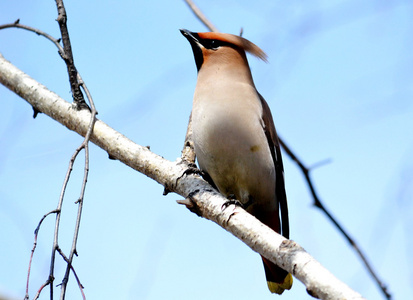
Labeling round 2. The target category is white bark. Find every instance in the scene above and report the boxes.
[0,52,365,300]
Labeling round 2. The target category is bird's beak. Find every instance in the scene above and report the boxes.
[180,29,204,71]
[180,29,199,45]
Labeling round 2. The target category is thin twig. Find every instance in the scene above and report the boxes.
[48,143,79,300]
[24,209,59,300]
[52,143,83,300]
[33,278,53,300]
[183,1,391,299]
[0,20,64,53]
[57,247,86,300]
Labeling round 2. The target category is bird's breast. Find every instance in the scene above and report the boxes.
[191,81,276,207]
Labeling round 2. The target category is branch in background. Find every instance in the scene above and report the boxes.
[55,0,89,110]
[278,137,391,299]
[0,53,365,300]
[183,0,218,32]
[182,1,391,299]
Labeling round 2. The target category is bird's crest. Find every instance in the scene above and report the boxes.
[197,32,268,62]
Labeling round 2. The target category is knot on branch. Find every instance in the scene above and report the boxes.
[278,239,304,275]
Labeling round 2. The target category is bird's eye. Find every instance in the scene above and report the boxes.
[204,39,220,50]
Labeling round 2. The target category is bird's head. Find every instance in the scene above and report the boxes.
[180,29,267,71]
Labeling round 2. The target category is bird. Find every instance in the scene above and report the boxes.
[180,29,292,295]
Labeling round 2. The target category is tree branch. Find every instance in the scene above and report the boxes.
[54,0,88,110]
[0,52,364,300]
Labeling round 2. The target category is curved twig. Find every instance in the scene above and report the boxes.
[24,209,59,300]
[0,20,64,53]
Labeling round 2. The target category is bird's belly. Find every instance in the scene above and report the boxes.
[192,101,276,208]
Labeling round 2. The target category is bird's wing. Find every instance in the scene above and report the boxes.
[258,93,290,239]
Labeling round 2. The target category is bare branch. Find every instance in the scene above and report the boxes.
[54,0,88,110]
[33,277,53,300]
[183,0,218,32]
[0,53,365,300]
[57,247,86,300]
[0,21,64,53]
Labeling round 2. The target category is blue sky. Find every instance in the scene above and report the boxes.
[1,1,412,299]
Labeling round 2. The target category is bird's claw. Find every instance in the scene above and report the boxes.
[221,196,244,211]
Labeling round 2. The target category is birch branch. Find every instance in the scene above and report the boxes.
[0,52,364,300]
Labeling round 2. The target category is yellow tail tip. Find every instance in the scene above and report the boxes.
[267,273,293,295]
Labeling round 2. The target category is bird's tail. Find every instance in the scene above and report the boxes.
[261,256,293,295]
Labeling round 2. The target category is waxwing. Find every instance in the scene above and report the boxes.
[180,29,292,295]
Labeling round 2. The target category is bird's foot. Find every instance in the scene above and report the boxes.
[164,162,203,196]
[221,195,243,210]
[221,195,254,211]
